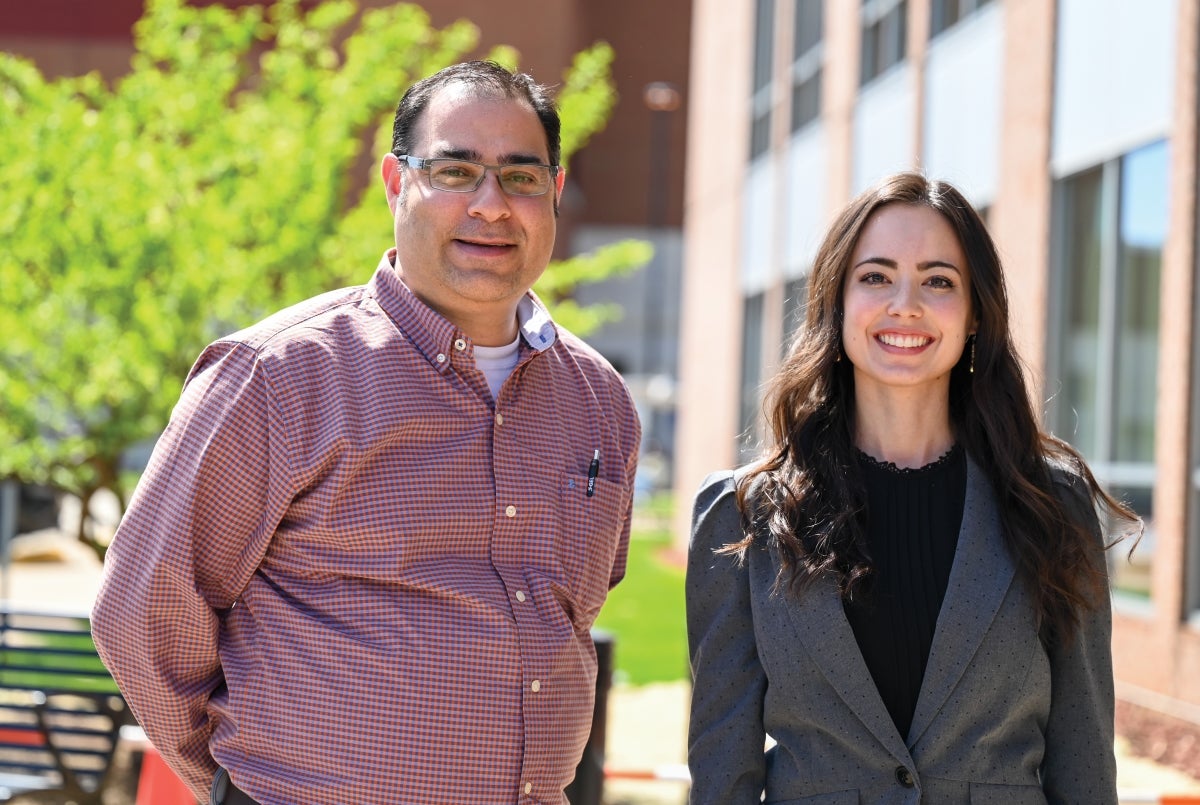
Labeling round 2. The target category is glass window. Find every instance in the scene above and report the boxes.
[1050,139,1168,600]
[751,0,776,159]
[782,276,808,358]
[1114,143,1167,464]
[739,293,766,461]
[790,0,824,131]
[1055,165,1105,458]
[861,0,908,86]
[930,0,995,39]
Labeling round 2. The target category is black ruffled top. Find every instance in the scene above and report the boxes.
[843,443,967,741]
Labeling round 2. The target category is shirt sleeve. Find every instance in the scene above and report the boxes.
[1040,475,1118,805]
[91,341,295,797]
[685,471,768,804]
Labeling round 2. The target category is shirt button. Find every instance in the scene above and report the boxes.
[516,590,526,602]
[454,338,467,351]
[530,680,541,692]
[495,413,504,425]
[435,353,447,363]
[895,766,915,788]
[505,505,517,518]
[524,782,532,794]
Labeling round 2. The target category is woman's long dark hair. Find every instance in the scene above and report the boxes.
[734,172,1138,644]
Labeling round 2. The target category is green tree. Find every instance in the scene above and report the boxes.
[0,0,648,555]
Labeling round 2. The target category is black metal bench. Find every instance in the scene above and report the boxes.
[0,604,132,803]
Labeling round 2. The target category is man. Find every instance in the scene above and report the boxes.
[92,61,641,805]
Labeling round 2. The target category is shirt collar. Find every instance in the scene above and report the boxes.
[368,250,558,370]
[516,294,557,352]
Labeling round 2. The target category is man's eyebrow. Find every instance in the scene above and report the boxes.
[852,257,963,273]
[434,147,547,164]
[436,147,482,161]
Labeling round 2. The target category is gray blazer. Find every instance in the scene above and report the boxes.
[686,460,1116,805]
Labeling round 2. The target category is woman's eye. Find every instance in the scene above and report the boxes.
[927,275,955,289]
[861,272,887,284]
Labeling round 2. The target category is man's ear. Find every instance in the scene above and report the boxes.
[381,153,402,212]
[554,167,566,204]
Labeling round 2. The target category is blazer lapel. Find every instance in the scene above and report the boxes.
[906,456,1017,747]
[784,576,914,765]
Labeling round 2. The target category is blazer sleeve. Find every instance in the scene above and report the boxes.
[686,471,768,804]
[1040,474,1118,805]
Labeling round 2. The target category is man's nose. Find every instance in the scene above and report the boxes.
[467,171,513,222]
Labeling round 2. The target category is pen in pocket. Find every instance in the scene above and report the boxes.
[586,449,600,497]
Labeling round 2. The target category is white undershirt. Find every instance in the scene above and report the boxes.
[474,334,521,400]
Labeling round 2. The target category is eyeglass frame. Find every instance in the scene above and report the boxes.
[397,154,561,197]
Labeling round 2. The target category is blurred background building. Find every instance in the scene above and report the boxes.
[674,0,1200,734]
[0,0,690,493]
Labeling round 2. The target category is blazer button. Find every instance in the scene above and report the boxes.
[895,766,916,788]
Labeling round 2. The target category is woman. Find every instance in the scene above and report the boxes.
[686,172,1138,805]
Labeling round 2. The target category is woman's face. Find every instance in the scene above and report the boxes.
[841,203,976,401]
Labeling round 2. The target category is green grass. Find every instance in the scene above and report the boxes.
[595,497,689,686]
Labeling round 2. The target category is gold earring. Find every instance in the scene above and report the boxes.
[969,337,976,374]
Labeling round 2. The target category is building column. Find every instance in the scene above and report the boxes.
[988,0,1056,403]
[670,0,753,551]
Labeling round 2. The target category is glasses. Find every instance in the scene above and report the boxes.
[398,155,559,197]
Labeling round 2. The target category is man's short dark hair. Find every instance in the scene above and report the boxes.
[391,61,562,167]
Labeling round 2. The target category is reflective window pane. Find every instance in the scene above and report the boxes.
[1108,486,1154,598]
[782,276,807,358]
[931,0,995,39]
[753,0,775,92]
[739,293,766,460]
[1055,166,1104,456]
[861,0,908,85]
[1113,140,1168,463]
[790,0,823,131]
[1050,140,1166,601]
[750,0,775,159]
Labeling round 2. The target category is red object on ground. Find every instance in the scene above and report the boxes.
[136,744,196,805]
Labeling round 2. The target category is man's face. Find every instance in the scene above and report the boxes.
[381,84,564,344]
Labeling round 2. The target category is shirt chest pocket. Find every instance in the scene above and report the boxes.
[554,472,629,623]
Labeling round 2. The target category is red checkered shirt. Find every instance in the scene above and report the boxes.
[92,252,641,805]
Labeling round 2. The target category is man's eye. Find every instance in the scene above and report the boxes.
[432,162,480,182]
[504,170,538,184]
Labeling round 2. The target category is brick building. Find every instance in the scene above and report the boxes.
[674,0,1200,742]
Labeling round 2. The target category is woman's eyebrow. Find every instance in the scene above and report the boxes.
[852,257,962,273]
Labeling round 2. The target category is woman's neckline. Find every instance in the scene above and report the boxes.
[855,443,962,475]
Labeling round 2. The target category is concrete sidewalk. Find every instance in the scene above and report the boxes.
[5,528,1200,804]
